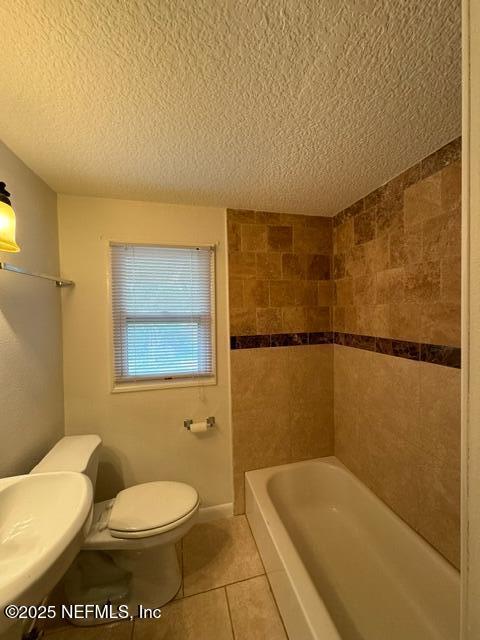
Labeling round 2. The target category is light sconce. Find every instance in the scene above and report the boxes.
[0,182,20,253]
[0,181,74,287]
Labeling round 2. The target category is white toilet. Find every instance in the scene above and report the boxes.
[30,435,199,615]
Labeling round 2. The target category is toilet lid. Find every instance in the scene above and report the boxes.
[108,481,199,535]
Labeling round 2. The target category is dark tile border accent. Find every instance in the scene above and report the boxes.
[335,333,461,368]
[271,332,308,347]
[230,331,461,368]
[375,337,420,361]
[230,331,332,350]
[420,343,461,368]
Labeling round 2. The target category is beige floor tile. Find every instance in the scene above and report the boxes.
[133,589,233,640]
[183,516,264,596]
[45,621,133,640]
[226,576,287,640]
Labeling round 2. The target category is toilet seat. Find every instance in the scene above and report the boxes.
[108,481,199,539]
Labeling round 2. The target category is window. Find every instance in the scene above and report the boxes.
[110,243,216,388]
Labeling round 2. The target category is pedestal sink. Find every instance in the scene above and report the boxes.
[0,471,93,637]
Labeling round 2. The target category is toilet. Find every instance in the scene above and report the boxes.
[30,435,199,615]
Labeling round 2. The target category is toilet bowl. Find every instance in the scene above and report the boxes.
[30,435,199,617]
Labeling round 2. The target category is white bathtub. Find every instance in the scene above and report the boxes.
[245,457,459,640]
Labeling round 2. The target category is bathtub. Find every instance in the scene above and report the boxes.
[245,457,459,640]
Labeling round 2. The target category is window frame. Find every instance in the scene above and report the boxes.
[108,240,217,393]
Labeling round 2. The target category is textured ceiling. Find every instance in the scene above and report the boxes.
[0,1,460,216]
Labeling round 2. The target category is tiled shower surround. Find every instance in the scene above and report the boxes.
[228,138,461,567]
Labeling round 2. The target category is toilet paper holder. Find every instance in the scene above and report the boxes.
[184,416,216,431]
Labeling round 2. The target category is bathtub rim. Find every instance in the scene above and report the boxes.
[245,455,460,640]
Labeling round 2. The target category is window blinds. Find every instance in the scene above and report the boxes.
[111,243,216,384]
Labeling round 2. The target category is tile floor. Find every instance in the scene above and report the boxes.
[44,516,288,640]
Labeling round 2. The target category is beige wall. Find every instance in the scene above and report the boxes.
[0,142,64,477]
[335,346,460,567]
[57,195,232,507]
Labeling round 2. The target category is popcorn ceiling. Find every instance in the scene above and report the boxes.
[0,1,460,216]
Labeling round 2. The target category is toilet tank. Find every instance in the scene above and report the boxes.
[30,435,102,490]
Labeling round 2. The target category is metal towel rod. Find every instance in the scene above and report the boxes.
[0,261,74,287]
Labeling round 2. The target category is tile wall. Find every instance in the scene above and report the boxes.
[228,139,462,567]
[332,138,462,567]
[227,209,335,513]
[333,138,461,346]
[228,210,332,336]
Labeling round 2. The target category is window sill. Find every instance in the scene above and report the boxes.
[111,376,217,393]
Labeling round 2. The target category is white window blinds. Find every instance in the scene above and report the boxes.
[111,243,216,385]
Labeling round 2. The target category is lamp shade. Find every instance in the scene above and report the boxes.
[0,183,20,253]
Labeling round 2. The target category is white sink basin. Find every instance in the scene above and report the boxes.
[0,472,93,633]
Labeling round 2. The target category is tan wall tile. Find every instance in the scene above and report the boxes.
[404,261,440,303]
[355,304,388,337]
[227,221,241,251]
[318,280,334,305]
[375,206,403,237]
[267,225,293,251]
[229,251,257,279]
[353,274,376,305]
[354,207,376,245]
[421,302,461,347]
[305,306,330,331]
[344,305,358,333]
[375,268,404,304]
[345,246,368,278]
[334,346,460,567]
[334,219,354,253]
[241,224,267,252]
[282,253,306,280]
[228,209,256,223]
[336,278,354,306]
[231,346,334,513]
[228,209,332,337]
[333,305,346,331]
[256,307,282,334]
[365,236,390,273]
[389,302,422,342]
[371,304,390,337]
[419,363,461,468]
[255,211,284,224]
[403,225,423,266]
[230,308,256,336]
[294,280,319,306]
[423,213,461,262]
[440,162,461,212]
[334,253,346,278]
[229,278,244,309]
[306,254,330,279]
[270,280,296,306]
[282,306,307,332]
[256,252,282,279]
[231,347,290,412]
[243,279,269,308]
[294,226,331,254]
[441,255,461,304]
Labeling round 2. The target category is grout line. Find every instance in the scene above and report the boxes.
[224,586,237,640]
[182,572,266,600]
